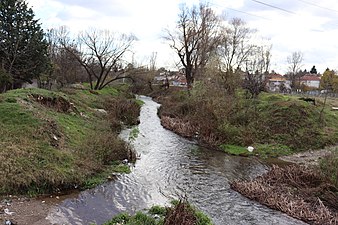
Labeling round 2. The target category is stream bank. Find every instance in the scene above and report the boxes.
[0,95,312,225]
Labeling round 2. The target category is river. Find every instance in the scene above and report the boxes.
[47,96,307,225]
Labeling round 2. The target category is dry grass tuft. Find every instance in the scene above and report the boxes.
[164,200,197,225]
[231,165,338,225]
[104,96,140,131]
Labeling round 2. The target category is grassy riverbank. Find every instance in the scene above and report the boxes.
[142,85,338,224]
[0,84,140,196]
[149,86,338,157]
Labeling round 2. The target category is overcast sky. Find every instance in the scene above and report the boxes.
[26,0,338,74]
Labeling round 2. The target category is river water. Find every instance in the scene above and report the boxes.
[47,96,307,225]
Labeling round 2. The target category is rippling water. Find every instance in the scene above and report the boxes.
[47,96,307,225]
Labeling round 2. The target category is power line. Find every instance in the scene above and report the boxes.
[295,0,338,13]
[251,0,297,15]
[209,2,269,20]
[225,7,269,20]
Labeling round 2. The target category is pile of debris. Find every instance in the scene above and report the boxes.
[231,165,338,225]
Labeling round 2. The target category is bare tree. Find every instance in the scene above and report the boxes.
[216,18,256,94]
[287,51,303,90]
[218,18,255,72]
[61,28,136,90]
[242,44,272,98]
[164,3,221,89]
[46,27,86,88]
[148,51,157,71]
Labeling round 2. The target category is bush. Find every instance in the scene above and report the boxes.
[105,96,140,131]
[79,132,131,165]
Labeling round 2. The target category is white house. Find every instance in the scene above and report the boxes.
[266,74,291,92]
[299,75,321,89]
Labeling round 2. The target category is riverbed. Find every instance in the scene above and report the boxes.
[45,96,307,225]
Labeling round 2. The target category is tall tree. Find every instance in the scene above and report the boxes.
[215,18,257,95]
[310,65,317,74]
[286,51,303,90]
[165,3,221,89]
[320,68,338,92]
[0,0,49,92]
[242,44,271,98]
[319,68,337,122]
[60,28,136,90]
[46,27,86,88]
[218,18,255,73]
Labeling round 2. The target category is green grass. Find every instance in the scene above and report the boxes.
[157,87,338,155]
[103,212,158,225]
[0,103,40,137]
[135,99,145,106]
[218,93,338,152]
[0,85,140,195]
[253,144,292,158]
[102,200,213,225]
[129,127,140,141]
[220,144,252,156]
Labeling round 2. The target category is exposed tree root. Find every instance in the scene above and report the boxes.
[231,165,338,225]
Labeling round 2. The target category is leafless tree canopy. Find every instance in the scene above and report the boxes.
[60,28,136,90]
[218,18,255,73]
[46,27,85,88]
[165,3,221,88]
[242,44,272,98]
[287,51,303,89]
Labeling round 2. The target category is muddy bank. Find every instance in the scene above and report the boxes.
[0,195,65,225]
[279,147,335,166]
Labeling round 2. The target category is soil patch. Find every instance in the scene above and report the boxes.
[0,195,63,225]
[30,94,77,113]
[279,148,335,166]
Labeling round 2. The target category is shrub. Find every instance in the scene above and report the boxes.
[79,132,131,165]
[105,96,140,131]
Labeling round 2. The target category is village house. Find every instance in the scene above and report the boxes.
[299,75,321,89]
[266,73,291,93]
[154,70,187,87]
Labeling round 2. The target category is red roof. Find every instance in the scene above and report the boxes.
[300,75,321,81]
